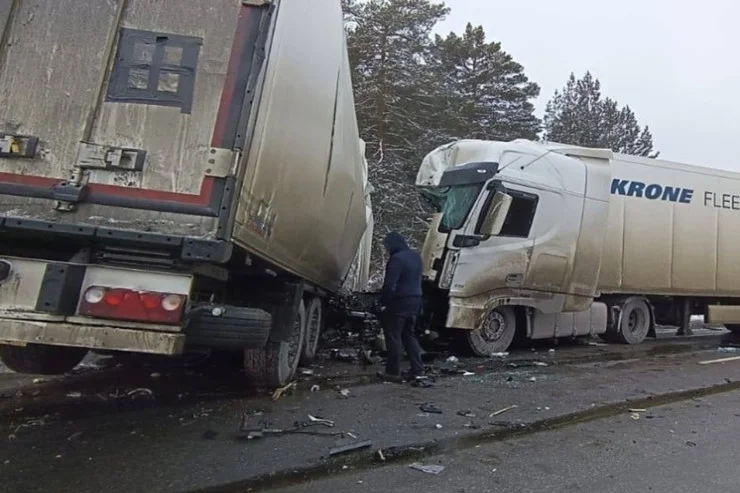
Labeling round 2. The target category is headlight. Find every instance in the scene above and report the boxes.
[439,251,459,290]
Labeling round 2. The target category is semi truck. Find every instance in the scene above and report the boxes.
[417,139,740,356]
[0,0,373,387]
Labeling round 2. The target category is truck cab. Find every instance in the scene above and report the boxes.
[418,140,613,355]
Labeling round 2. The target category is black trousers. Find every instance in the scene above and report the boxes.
[383,313,424,376]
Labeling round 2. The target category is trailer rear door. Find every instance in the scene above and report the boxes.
[0,0,271,251]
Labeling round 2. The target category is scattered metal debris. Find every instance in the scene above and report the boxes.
[308,415,335,427]
[328,439,373,456]
[533,362,548,367]
[699,355,740,365]
[528,377,537,382]
[410,463,445,475]
[32,378,45,384]
[434,424,443,429]
[420,403,443,414]
[66,392,82,399]
[457,410,476,418]
[150,372,161,379]
[462,371,475,376]
[491,352,509,358]
[446,356,459,364]
[629,409,647,413]
[377,449,386,461]
[490,405,518,417]
[300,369,315,376]
[271,382,297,401]
[630,413,641,421]
[310,385,321,392]
[339,388,351,398]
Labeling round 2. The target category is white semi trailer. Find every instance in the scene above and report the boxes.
[417,139,740,356]
[0,0,372,387]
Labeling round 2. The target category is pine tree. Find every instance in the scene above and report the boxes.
[344,0,450,272]
[430,23,541,142]
[543,72,658,157]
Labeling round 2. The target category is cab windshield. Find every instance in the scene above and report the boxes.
[424,183,483,232]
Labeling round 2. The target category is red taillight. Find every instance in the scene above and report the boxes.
[80,286,186,324]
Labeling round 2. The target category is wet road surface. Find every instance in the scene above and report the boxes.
[0,327,738,493]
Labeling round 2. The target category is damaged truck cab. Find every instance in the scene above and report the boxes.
[419,138,740,355]
[418,140,614,355]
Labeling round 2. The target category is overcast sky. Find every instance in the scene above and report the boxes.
[436,0,740,171]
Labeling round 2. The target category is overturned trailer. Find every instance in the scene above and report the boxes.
[417,139,740,355]
[0,0,372,387]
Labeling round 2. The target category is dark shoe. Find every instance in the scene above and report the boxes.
[376,371,403,383]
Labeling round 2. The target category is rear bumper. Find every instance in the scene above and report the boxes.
[0,317,185,355]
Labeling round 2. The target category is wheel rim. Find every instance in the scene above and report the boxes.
[481,310,506,342]
[627,309,645,334]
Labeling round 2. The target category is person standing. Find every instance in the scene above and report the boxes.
[377,232,425,382]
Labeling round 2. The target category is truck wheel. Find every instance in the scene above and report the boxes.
[461,306,517,356]
[244,300,306,388]
[0,344,87,375]
[611,297,651,344]
[300,297,324,365]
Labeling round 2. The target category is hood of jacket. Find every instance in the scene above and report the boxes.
[383,232,409,255]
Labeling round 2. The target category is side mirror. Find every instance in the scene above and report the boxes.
[479,191,512,236]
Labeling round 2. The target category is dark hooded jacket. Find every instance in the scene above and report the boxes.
[381,232,423,315]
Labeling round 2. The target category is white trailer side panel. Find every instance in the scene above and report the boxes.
[599,154,740,296]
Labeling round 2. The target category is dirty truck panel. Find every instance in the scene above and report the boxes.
[0,0,371,388]
[416,139,740,356]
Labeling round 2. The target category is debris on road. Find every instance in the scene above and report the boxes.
[528,377,537,382]
[434,424,443,429]
[446,356,459,364]
[126,388,154,399]
[338,388,351,398]
[462,371,475,376]
[630,413,641,421]
[332,349,357,363]
[271,381,297,401]
[533,362,549,367]
[328,439,373,456]
[717,347,740,353]
[548,349,556,354]
[410,463,445,475]
[150,372,161,379]
[32,378,45,384]
[377,449,386,461]
[420,403,443,414]
[629,408,647,413]
[67,432,83,442]
[491,352,509,358]
[300,369,315,376]
[490,405,518,417]
[308,415,335,427]
[457,410,476,418]
[698,355,740,365]
[310,385,320,392]
[65,391,82,399]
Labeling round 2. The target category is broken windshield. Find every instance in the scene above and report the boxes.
[424,183,483,232]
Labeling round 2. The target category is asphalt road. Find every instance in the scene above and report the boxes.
[1,329,739,493]
[272,389,740,493]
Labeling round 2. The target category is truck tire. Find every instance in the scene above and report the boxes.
[460,306,517,357]
[244,300,306,388]
[185,306,272,349]
[300,297,324,366]
[0,344,87,375]
[609,297,651,345]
